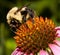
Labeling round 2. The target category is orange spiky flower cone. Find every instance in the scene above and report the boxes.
[12,17,60,55]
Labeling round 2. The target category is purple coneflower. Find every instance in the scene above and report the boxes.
[11,17,60,55]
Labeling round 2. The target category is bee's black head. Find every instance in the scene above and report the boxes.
[9,18,21,31]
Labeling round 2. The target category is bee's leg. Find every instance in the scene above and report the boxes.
[22,16,26,23]
[10,27,17,33]
[28,17,34,24]
[32,18,34,23]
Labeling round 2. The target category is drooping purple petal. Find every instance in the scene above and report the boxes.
[55,26,60,37]
[40,50,49,55]
[11,48,25,55]
[30,53,33,55]
[55,26,60,29]
[11,48,34,55]
[49,44,60,55]
[54,40,60,46]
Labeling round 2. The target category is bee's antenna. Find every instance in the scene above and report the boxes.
[15,3,31,14]
[23,3,31,7]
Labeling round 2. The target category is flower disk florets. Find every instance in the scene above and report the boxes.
[14,17,57,54]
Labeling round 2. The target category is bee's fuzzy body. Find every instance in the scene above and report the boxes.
[7,6,35,32]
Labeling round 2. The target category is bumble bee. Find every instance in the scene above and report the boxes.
[6,5,35,32]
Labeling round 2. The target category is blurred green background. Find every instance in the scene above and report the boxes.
[0,0,60,55]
